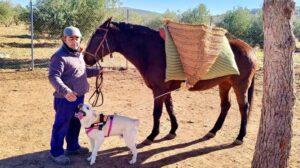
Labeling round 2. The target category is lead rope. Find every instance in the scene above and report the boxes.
[103,88,181,115]
[89,62,104,107]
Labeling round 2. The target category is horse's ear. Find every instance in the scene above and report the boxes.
[100,17,112,28]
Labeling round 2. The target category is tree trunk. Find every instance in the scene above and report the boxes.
[252,0,296,168]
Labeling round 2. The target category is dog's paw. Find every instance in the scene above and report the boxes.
[90,162,95,165]
[129,159,136,164]
[87,156,92,161]
[89,157,96,165]
[90,160,95,165]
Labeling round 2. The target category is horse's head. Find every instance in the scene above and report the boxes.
[84,17,116,66]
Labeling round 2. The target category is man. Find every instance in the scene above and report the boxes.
[48,26,101,165]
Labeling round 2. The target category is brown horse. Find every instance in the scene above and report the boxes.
[84,18,256,145]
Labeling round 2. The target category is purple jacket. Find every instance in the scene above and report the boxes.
[48,43,99,98]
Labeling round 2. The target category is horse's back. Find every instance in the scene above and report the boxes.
[228,39,256,91]
[229,39,256,64]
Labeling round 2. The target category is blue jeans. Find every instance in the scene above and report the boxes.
[50,96,84,157]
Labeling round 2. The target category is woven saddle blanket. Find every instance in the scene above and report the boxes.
[162,23,240,86]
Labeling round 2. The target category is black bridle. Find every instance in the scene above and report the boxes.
[84,27,113,107]
[84,28,113,62]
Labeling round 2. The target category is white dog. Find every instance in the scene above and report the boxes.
[75,104,139,165]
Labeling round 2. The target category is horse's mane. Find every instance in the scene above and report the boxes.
[112,22,158,36]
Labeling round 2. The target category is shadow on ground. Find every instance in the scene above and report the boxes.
[0,137,238,168]
[0,58,49,69]
[1,42,58,48]
[2,34,31,39]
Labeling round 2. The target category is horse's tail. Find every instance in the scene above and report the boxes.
[247,74,255,119]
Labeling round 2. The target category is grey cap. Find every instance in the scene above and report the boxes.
[63,26,82,37]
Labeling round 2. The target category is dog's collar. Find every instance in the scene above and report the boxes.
[85,114,114,137]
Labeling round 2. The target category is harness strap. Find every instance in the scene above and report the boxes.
[85,115,114,137]
[105,116,114,137]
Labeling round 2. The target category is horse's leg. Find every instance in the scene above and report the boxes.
[206,81,232,138]
[232,84,250,145]
[142,96,164,145]
[164,93,178,139]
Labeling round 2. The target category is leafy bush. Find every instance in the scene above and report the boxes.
[180,4,210,24]
[0,1,14,27]
[32,0,117,38]
[246,11,263,48]
[217,7,252,40]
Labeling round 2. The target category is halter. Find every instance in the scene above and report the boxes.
[84,28,113,62]
[85,27,113,107]
[89,62,104,107]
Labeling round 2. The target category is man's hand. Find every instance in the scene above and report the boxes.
[65,91,78,102]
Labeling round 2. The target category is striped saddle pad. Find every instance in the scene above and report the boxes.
[162,25,240,85]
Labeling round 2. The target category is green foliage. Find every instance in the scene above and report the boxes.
[217,7,252,41]
[246,11,263,48]
[109,8,143,24]
[0,1,14,27]
[180,4,210,24]
[162,9,180,22]
[145,9,180,30]
[293,20,300,40]
[144,16,163,30]
[33,0,117,38]
[13,5,28,25]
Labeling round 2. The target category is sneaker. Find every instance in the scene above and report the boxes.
[50,154,70,165]
[65,147,89,155]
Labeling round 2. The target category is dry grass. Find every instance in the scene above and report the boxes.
[0,24,130,70]
[0,25,59,60]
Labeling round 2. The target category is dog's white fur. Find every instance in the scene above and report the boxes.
[77,104,139,165]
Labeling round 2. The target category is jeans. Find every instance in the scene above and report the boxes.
[50,96,84,157]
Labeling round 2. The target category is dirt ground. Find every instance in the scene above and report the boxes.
[0,64,299,168]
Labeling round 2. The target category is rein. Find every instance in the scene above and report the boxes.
[89,62,104,107]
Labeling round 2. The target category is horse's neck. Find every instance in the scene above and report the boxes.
[117,37,148,73]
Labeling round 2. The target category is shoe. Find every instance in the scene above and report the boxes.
[50,154,70,165]
[65,147,89,155]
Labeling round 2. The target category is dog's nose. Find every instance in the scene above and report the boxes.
[75,110,86,117]
[75,111,85,120]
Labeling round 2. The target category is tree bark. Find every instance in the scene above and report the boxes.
[252,0,296,168]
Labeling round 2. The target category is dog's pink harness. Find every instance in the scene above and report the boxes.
[85,115,114,137]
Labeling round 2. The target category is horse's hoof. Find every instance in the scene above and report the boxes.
[164,133,176,140]
[233,139,243,145]
[141,139,153,145]
[205,132,216,139]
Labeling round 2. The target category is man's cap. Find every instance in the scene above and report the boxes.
[63,26,82,37]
